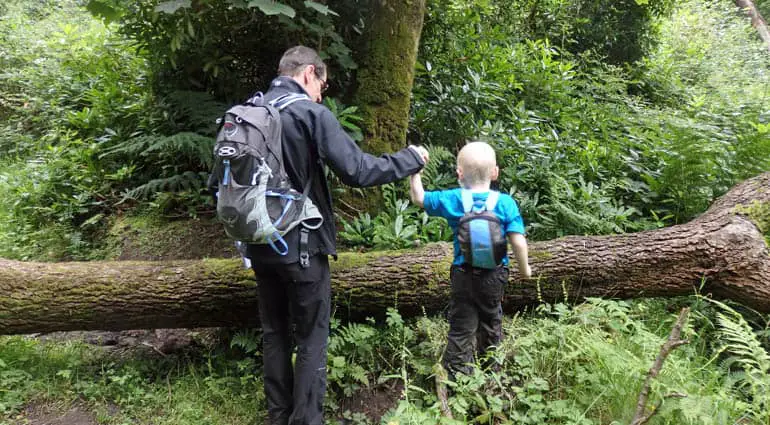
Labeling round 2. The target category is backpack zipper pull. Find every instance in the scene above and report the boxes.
[223,159,231,186]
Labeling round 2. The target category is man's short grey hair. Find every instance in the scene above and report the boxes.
[278,46,326,78]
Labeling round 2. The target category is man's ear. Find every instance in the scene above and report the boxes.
[302,65,314,85]
[491,166,499,181]
[456,166,463,180]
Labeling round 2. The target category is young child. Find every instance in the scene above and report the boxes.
[409,141,531,377]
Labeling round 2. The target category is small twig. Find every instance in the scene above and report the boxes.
[630,308,690,425]
[336,197,363,221]
[433,363,453,419]
[141,341,167,357]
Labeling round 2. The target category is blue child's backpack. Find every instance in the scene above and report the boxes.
[456,190,507,269]
[211,92,323,255]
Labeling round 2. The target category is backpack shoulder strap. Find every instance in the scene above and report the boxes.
[269,91,315,212]
[461,189,474,213]
[244,92,265,106]
[485,191,499,211]
[268,91,312,268]
[270,93,311,111]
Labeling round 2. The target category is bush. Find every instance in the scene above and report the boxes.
[0,0,153,259]
[412,0,770,241]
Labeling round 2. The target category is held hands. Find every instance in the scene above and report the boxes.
[408,145,430,165]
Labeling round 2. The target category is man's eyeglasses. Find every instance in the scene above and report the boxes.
[317,75,329,93]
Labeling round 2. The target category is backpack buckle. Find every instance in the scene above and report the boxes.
[299,228,310,268]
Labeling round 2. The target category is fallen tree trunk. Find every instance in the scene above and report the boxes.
[1,173,769,334]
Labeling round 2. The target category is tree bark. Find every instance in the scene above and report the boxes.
[1,173,769,335]
[735,0,770,52]
[352,0,427,155]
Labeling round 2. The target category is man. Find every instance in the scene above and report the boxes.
[248,45,427,425]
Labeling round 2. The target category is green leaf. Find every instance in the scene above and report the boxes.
[155,0,192,14]
[248,0,296,18]
[86,1,122,23]
[332,356,345,368]
[304,1,339,16]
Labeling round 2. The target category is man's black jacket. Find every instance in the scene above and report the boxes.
[226,77,425,263]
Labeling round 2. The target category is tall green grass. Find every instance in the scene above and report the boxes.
[0,336,265,425]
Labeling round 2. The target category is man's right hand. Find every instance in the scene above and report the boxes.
[408,145,430,164]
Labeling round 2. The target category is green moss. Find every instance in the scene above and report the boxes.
[353,0,425,155]
[199,258,254,283]
[734,201,770,246]
[529,249,554,261]
[104,213,233,261]
[112,214,184,254]
[427,256,452,288]
[331,249,401,272]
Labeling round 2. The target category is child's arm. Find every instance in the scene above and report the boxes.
[507,233,531,278]
[409,173,425,207]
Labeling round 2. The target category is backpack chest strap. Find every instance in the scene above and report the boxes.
[461,190,500,213]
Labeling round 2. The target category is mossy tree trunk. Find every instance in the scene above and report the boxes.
[352,0,427,155]
[1,173,769,335]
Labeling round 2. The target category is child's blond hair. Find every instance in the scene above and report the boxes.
[457,141,497,187]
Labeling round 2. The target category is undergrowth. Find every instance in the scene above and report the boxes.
[2,296,769,424]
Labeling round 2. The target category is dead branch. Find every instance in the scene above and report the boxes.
[630,308,691,425]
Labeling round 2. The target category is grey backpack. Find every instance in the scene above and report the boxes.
[212,92,322,255]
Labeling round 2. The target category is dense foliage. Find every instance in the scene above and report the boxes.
[2,0,768,257]
[86,0,362,100]
[406,0,770,241]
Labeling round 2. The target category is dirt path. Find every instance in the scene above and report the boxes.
[9,402,106,425]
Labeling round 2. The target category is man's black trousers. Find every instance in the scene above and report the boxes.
[443,264,508,376]
[253,255,330,425]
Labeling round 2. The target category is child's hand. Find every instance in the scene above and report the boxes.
[409,145,430,164]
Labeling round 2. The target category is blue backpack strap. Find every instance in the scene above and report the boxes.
[485,191,499,211]
[461,189,474,213]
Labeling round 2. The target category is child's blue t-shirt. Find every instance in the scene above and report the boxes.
[423,188,525,266]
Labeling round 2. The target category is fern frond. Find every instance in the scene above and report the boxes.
[350,364,370,386]
[713,309,770,376]
[166,90,228,135]
[707,298,770,421]
[421,145,456,191]
[123,171,208,200]
[230,329,261,354]
[144,132,215,168]
[102,132,214,168]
